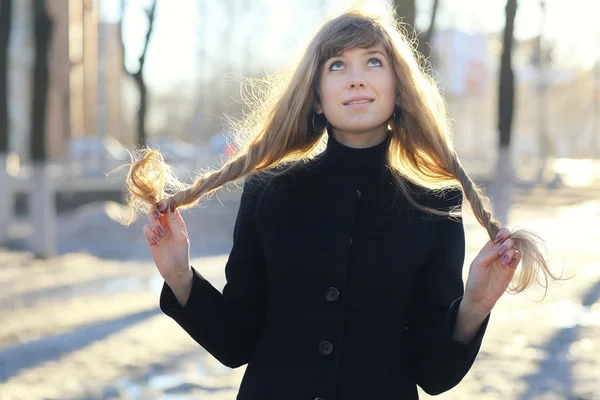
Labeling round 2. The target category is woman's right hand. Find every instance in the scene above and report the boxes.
[143,201,192,287]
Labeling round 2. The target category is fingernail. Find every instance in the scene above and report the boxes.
[153,210,160,219]
[170,202,175,213]
[158,202,167,213]
[510,258,517,266]
[156,226,164,236]
[501,255,509,264]
[498,245,507,255]
[493,233,502,244]
[152,236,160,245]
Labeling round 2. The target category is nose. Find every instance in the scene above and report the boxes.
[347,70,366,89]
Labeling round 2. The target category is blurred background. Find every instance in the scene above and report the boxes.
[0,0,599,399]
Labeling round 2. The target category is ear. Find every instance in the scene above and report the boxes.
[314,103,324,115]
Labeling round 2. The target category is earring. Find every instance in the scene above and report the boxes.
[312,113,316,132]
[391,107,402,122]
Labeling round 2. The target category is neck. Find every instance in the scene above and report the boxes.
[318,129,391,177]
[329,124,389,149]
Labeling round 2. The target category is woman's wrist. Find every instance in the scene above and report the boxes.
[453,297,490,344]
[460,294,493,318]
[165,268,194,307]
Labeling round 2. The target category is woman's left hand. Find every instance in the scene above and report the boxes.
[463,228,522,314]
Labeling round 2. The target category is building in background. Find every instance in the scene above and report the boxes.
[432,29,492,99]
[7,0,124,163]
[97,22,123,145]
[431,29,496,158]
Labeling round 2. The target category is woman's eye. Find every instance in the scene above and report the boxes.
[368,57,383,67]
[330,61,344,71]
[329,57,382,71]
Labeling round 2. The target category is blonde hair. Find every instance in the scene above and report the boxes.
[123,6,561,294]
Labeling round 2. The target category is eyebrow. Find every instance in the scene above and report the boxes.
[363,49,386,57]
[332,49,387,59]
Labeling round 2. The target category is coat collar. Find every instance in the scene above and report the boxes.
[317,130,391,177]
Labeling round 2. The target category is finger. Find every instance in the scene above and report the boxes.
[147,209,167,238]
[156,199,170,215]
[497,237,517,256]
[479,239,513,266]
[166,202,188,242]
[509,251,522,268]
[173,208,187,231]
[143,224,160,247]
[493,227,511,245]
[500,247,518,265]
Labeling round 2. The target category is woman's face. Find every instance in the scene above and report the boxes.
[316,42,396,147]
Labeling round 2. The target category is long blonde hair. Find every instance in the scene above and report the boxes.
[123,6,560,294]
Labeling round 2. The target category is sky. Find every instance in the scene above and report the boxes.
[101,0,600,93]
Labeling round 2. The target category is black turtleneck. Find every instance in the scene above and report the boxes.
[315,130,396,195]
[318,130,391,175]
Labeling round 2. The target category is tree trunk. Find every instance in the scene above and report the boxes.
[393,0,416,29]
[418,0,440,60]
[422,0,439,47]
[30,0,56,258]
[393,0,440,62]
[134,69,147,146]
[31,0,51,163]
[0,0,12,245]
[0,0,11,154]
[120,0,157,147]
[493,0,518,227]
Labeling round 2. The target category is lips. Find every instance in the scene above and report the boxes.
[343,97,374,106]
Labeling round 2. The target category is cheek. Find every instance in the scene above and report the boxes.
[319,80,342,112]
[380,78,397,110]
[383,74,397,97]
[320,93,336,113]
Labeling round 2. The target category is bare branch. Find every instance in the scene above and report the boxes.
[120,0,158,146]
[423,0,439,46]
[138,0,157,70]
[118,0,134,77]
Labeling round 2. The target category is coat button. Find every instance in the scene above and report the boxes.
[318,341,333,356]
[325,287,340,302]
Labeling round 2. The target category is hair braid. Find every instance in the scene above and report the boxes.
[449,154,561,294]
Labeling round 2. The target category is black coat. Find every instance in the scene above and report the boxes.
[160,132,489,400]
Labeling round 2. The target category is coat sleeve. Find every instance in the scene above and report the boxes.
[408,188,490,395]
[159,175,267,369]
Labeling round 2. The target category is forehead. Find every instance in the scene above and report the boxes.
[334,43,387,58]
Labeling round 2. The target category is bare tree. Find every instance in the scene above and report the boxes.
[119,0,158,147]
[0,0,12,245]
[30,0,51,164]
[492,0,518,226]
[392,0,440,61]
[393,0,415,31]
[0,0,11,156]
[30,0,56,258]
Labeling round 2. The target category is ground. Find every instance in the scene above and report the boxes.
[1,176,599,400]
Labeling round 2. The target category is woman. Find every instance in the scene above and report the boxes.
[124,7,559,400]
